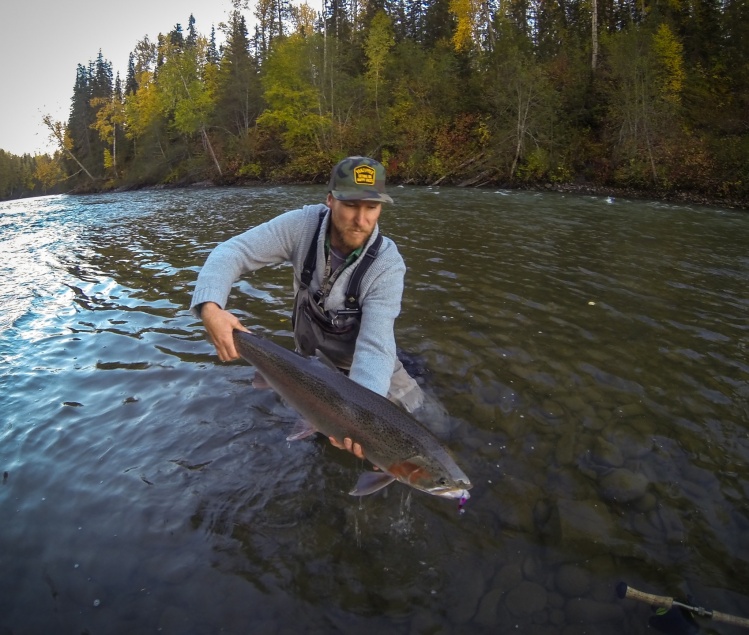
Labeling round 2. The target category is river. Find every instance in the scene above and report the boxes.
[1,185,748,634]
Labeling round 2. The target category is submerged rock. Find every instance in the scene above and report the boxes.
[505,580,548,617]
[599,468,649,503]
[555,564,592,598]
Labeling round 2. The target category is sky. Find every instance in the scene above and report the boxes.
[0,0,238,156]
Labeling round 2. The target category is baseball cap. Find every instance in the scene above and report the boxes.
[328,156,394,203]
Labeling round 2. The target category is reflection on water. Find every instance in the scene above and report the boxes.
[1,187,748,633]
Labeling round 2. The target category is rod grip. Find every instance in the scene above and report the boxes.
[711,610,749,628]
[616,582,674,609]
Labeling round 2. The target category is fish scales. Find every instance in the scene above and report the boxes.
[233,330,472,500]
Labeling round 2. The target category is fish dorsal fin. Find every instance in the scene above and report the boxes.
[349,472,396,496]
[314,348,339,372]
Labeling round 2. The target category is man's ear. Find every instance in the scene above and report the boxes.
[326,192,334,207]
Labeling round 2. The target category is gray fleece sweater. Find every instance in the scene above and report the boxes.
[190,204,407,397]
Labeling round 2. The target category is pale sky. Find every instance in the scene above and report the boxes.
[0,0,239,156]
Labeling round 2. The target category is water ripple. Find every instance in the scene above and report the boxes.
[1,187,748,633]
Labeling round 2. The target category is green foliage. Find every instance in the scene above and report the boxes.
[257,34,332,162]
[516,148,551,182]
[3,0,748,204]
[652,23,685,105]
[0,150,61,199]
[364,11,395,116]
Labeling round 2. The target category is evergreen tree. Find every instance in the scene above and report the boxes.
[26,0,749,203]
[208,26,220,65]
[215,10,262,143]
[423,0,456,47]
[66,63,96,182]
[170,24,184,49]
[187,14,198,48]
[125,52,138,95]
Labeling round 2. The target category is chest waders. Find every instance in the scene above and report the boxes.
[292,212,382,371]
[291,211,425,414]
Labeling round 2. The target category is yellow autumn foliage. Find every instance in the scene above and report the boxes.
[653,23,685,105]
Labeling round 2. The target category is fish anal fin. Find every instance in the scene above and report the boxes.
[286,419,317,441]
[349,472,396,496]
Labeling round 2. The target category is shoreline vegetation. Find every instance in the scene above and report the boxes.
[1,0,748,210]
[114,176,749,211]
[3,167,747,211]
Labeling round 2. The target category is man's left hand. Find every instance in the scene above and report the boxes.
[329,436,365,460]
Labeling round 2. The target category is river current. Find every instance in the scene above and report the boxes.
[1,186,748,633]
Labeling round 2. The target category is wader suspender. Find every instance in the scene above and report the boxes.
[301,211,384,317]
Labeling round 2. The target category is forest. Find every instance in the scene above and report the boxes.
[1,0,748,207]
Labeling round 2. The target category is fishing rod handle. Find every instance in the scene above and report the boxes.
[616,582,674,609]
[711,610,749,628]
[617,583,749,629]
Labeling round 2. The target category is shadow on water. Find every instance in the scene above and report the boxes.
[1,187,748,633]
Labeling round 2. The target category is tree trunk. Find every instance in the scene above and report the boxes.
[201,126,223,176]
[42,115,96,183]
[591,0,599,71]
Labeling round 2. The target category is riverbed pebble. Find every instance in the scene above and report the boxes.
[598,468,649,503]
[591,437,624,468]
[555,564,591,598]
[554,498,617,550]
[565,597,625,623]
[505,580,548,617]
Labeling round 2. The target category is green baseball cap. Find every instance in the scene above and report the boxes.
[328,156,394,203]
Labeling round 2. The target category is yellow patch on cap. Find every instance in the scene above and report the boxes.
[353,165,376,185]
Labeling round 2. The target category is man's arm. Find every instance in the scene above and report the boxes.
[191,207,319,359]
[347,249,406,396]
[198,302,249,361]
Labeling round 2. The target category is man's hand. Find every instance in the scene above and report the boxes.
[200,302,249,361]
[329,436,366,460]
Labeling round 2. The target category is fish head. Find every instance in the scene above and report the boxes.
[387,455,472,500]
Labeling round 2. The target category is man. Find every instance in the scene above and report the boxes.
[191,156,424,458]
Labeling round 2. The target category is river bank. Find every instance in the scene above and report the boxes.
[4,170,744,211]
[115,176,749,211]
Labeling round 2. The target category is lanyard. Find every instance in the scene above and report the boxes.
[315,240,362,306]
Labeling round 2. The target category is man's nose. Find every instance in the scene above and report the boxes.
[352,206,368,222]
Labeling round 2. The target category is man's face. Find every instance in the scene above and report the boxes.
[327,193,382,253]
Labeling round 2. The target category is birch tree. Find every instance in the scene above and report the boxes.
[364,10,395,120]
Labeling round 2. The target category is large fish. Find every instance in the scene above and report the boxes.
[233,330,472,501]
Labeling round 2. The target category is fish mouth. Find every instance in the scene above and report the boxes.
[431,487,471,500]
[428,477,472,499]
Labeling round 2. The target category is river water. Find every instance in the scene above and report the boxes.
[1,186,748,634]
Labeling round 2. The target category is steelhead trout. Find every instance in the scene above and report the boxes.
[233,330,472,501]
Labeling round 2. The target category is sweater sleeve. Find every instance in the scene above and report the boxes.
[190,206,318,316]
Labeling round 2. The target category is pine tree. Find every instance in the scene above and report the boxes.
[126,52,138,95]
[67,64,96,182]
[187,14,198,48]
[170,24,185,49]
[208,26,220,65]
[215,10,261,141]
[423,0,456,47]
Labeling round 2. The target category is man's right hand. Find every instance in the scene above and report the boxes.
[200,302,249,361]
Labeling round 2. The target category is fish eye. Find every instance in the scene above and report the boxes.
[437,477,448,486]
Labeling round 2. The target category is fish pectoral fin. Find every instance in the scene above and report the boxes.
[286,419,317,441]
[349,472,396,496]
[313,349,340,372]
